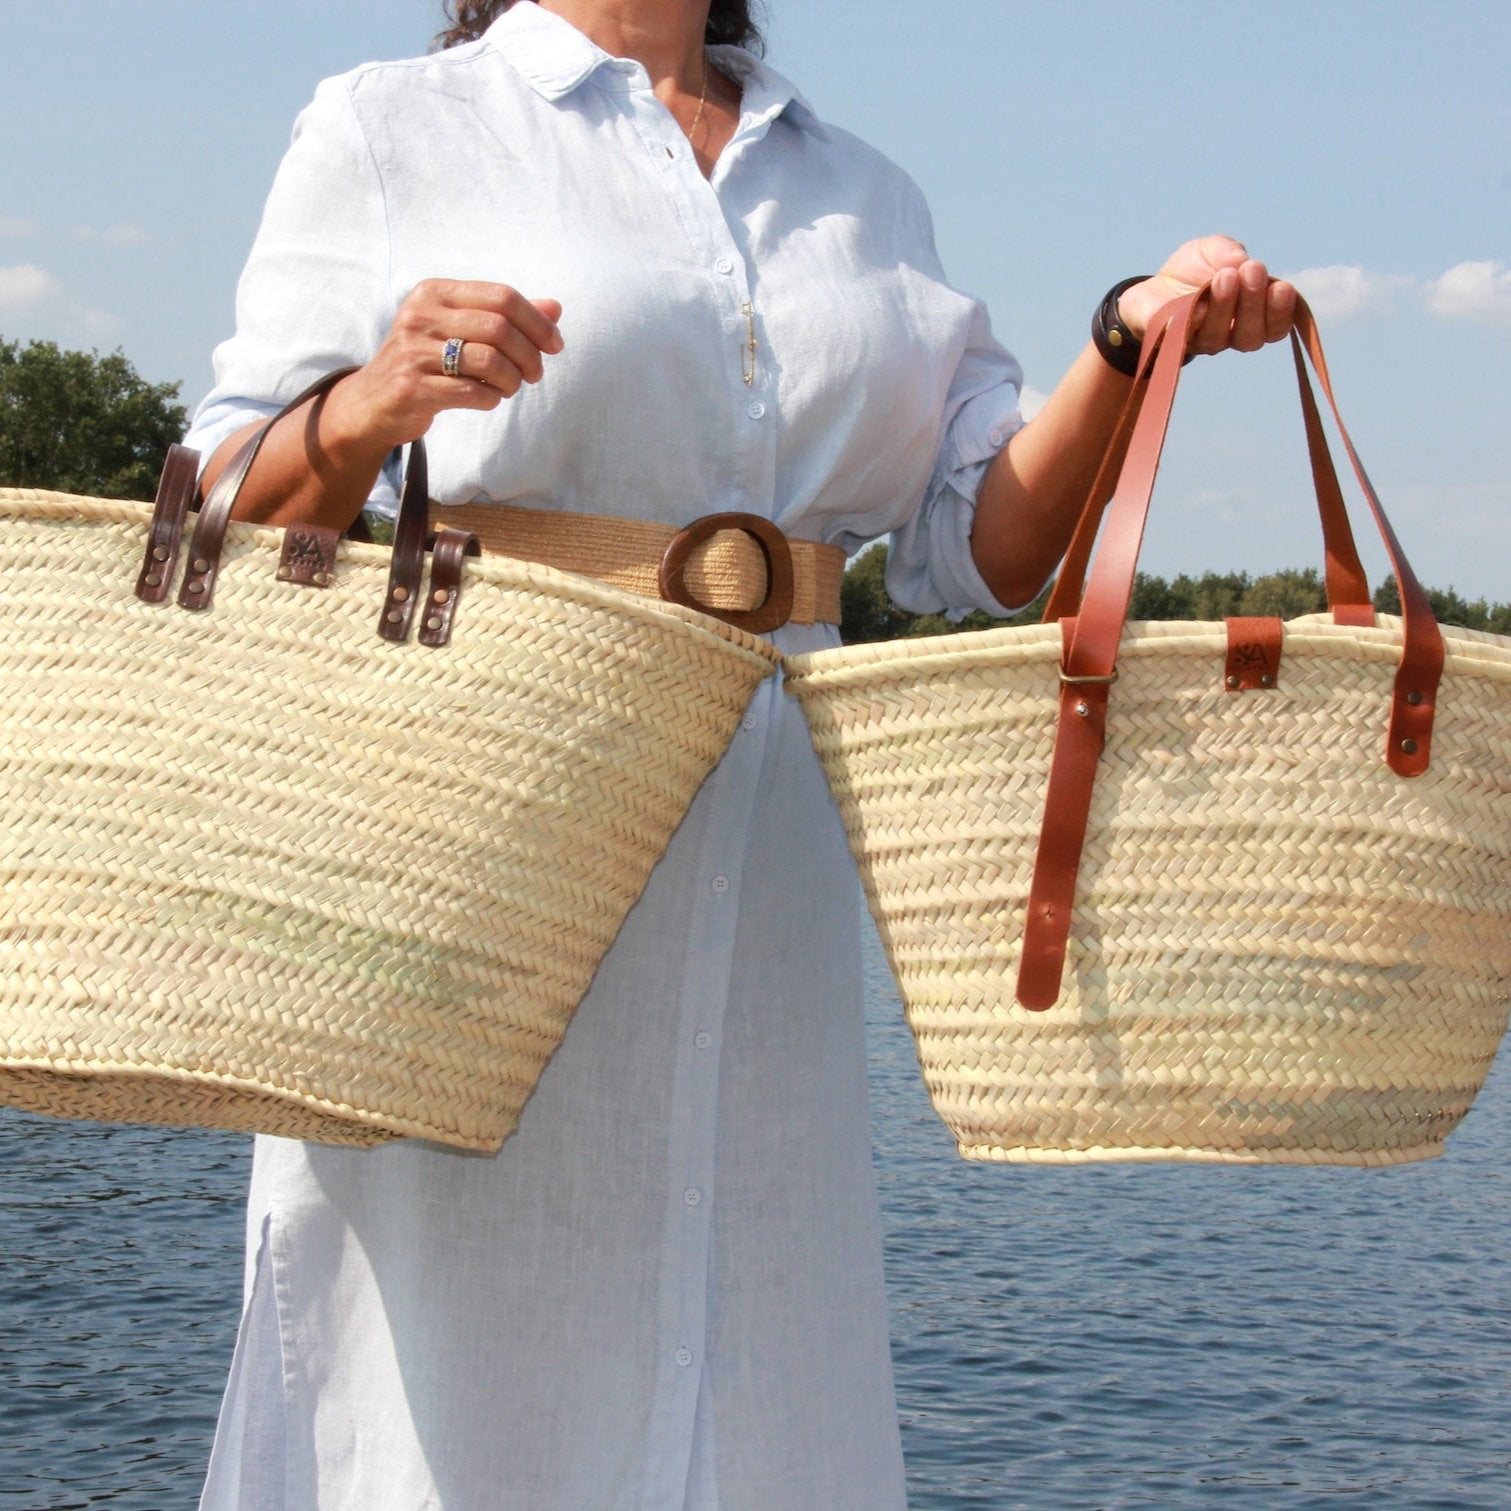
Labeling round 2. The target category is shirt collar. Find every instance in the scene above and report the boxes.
[484,2,829,140]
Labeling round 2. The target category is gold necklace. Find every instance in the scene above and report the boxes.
[684,53,709,144]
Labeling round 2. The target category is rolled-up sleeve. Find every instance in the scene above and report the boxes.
[885,301,1025,620]
[184,75,401,511]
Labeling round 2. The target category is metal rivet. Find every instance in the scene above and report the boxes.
[432,588,451,605]
[392,586,410,602]
[385,608,404,625]
[1400,738,1419,755]
[425,615,444,632]
[152,545,171,562]
[1406,690,1424,706]
[313,572,330,587]
[193,557,210,574]
[1074,701,1090,717]
[1108,329,1124,348]
[145,571,162,587]
[1226,674,1241,689]
[1259,674,1274,688]
[186,577,205,594]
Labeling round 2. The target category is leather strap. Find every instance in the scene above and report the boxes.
[1044,295,1377,627]
[134,443,200,603]
[430,501,843,629]
[1016,289,1446,1011]
[177,369,361,613]
[141,370,474,648]
[1017,616,1112,1009]
[1224,616,1283,691]
[418,527,481,647]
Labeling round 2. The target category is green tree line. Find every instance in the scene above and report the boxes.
[841,541,1511,644]
[0,336,186,499]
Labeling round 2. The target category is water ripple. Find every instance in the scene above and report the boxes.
[1,927,1507,1507]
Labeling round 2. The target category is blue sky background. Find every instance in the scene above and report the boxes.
[3,0,1507,600]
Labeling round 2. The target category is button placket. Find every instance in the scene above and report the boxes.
[641,713,765,1507]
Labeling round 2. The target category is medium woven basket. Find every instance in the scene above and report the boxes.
[787,294,1511,1166]
[0,417,778,1150]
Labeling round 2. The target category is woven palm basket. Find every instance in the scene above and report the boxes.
[786,615,1511,1165]
[789,292,1511,1167]
[0,488,778,1150]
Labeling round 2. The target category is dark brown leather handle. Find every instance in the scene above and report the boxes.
[136,371,466,645]
[1016,288,1445,1011]
[135,443,201,603]
[174,368,362,613]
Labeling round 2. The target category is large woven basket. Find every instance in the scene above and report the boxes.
[787,294,1511,1165]
[0,403,778,1150]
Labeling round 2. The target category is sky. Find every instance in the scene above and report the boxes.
[3,0,1508,601]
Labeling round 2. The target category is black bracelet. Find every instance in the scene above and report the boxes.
[1091,275,1152,378]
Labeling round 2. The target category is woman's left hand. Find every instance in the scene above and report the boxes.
[1115,235,1297,356]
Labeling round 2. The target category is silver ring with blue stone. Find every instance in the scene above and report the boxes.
[441,336,465,378]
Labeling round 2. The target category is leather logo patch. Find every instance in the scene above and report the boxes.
[277,524,340,587]
[1224,616,1284,691]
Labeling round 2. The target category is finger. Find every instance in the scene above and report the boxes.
[1227,261,1271,352]
[464,346,531,398]
[435,376,507,413]
[438,312,552,386]
[1265,279,1298,343]
[412,280,565,355]
[1190,265,1240,355]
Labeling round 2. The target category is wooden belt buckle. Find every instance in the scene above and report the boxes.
[658,512,795,634]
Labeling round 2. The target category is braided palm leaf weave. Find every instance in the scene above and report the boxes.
[787,615,1511,1165]
[0,490,778,1149]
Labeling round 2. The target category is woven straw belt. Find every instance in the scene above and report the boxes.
[429,502,845,634]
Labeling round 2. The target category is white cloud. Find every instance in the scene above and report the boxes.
[0,263,62,315]
[0,262,119,343]
[1286,264,1410,321]
[1423,260,1511,323]
[72,220,153,249]
[0,216,38,238]
[75,306,123,338]
[104,221,152,249]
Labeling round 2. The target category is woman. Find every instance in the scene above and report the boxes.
[189,3,1296,1506]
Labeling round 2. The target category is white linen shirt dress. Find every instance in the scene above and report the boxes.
[188,7,1023,1509]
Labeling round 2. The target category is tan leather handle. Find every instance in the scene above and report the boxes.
[1044,295,1373,625]
[1017,289,1445,1011]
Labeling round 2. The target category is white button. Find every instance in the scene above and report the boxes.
[711,875,730,894]
[683,1187,703,1207]
[740,714,757,732]
[675,1347,694,1368]
[715,257,734,275]
[746,401,766,420]
[694,1031,712,1050]
[989,427,1006,448]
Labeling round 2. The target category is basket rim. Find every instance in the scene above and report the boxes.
[0,488,784,667]
[784,612,1511,691]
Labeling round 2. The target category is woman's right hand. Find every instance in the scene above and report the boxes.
[324,280,565,452]
[208,280,563,528]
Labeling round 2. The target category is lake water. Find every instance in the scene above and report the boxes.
[2,923,1508,1509]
